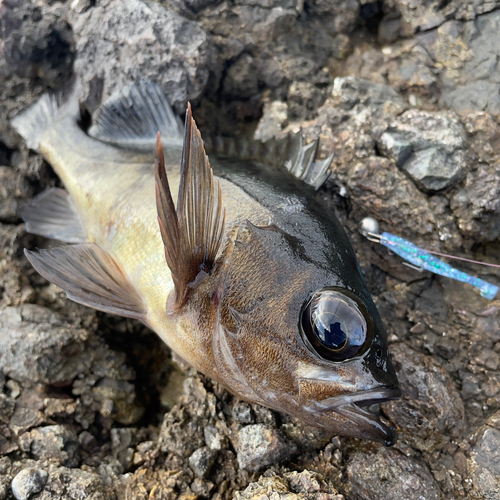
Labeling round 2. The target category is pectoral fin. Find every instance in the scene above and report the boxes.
[155,104,225,310]
[18,188,87,243]
[25,244,147,321]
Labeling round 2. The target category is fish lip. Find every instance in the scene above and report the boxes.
[312,386,401,446]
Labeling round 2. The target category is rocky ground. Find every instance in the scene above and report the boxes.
[1,0,500,498]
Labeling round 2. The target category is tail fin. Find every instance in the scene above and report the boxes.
[11,82,81,152]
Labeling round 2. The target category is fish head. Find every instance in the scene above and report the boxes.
[205,219,400,445]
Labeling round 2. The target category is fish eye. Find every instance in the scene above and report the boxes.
[300,289,371,362]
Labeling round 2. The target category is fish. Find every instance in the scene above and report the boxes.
[12,81,401,446]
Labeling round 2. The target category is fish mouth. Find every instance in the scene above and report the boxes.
[311,386,401,446]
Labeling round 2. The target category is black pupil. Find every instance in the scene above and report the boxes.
[314,317,347,350]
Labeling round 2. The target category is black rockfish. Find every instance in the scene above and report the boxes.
[13,82,400,445]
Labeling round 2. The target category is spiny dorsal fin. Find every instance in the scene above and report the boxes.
[25,244,147,321]
[18,188,87,243]
[89,81,183,151]
[155,103,225,310]
[284,131,333,190]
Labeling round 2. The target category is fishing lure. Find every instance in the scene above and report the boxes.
[360,217,499,300]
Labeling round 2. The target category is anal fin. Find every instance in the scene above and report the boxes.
[25,244,147,322]
[18,188,87,243]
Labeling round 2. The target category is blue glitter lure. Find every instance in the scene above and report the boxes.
[360,217,499,300]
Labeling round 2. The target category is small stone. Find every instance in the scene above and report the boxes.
[111,428,135,470]
[236,424,297,472]
[11,468,48,500]
[188,447,217,478]
[231,401,255,425]
[29,425,80,468]
[401,147,464,192]
[0,394,15,425]
[203,425,227,451]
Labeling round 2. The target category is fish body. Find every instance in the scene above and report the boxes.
[13,82,400,445]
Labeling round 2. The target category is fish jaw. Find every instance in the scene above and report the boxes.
[299,383,401,445]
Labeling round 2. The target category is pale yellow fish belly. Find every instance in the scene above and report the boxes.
[36,117,272,373]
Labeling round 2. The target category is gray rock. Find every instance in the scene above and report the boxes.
[379,109,468,192]
[37,466,113,499]
[0,2,74,87]
[223,54,259,99]
[0,305,91,385]
[236,424,297,472]
[188,446,217,478]
[0,167,32,223]
[110,428,134,470]
[231,401,255,425]
[347,448,440,500]
[0,394,15,425]
[450,162,500,242]
[331,77,407,116]
[11,468,48,500]
[441,11,500,115]
[29,425,80,468]
[69,0,217,114]
[467,423,500,499]
[402,147,464,192]
[383,343,465,452]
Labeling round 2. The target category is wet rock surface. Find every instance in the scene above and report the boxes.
[2,0,500,499]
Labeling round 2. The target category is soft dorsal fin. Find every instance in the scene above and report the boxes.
[25,244,147,321]
[155,104,225,310]
[18,188,87,243]
[88,81,183,151]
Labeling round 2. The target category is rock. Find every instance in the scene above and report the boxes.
[346,156,437,240]
[378,109,468,192]
[330,77,407,117]
[442,11,500,116]
[235,471,344,500]
[236,424,297,472]
[188,446,217,478]
[450,162,500,242]
[223,54,259,99]
[254,101,288,143]
[92,378,143,425]
[467,423,500,499]
[11,468,48,500]
[347,448,440,500]
[69,0,217,114]
[29,425,80,468]
[37,466,113,500]
[382,343,465,452]
[0,2,74,87]
[0,394,15,425]
[231,401,255,425]
[0,305,90,385]
[0,167,32,223]
[280,419,332,452]
[110,428,134,470]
